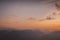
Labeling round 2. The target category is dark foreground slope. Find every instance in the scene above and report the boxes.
[0,29,43,40]
[40,31,60,40]
[0,29,60,40]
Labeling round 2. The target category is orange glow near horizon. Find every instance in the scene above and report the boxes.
[0,19,60,31]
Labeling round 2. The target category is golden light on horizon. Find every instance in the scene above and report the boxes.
[0,19,60,31]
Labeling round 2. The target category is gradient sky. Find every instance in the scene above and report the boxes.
[0,1,60,31]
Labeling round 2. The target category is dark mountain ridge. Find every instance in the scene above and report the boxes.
[0,27,60,40]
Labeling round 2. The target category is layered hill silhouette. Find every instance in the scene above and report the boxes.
[40,31,60,40]
[0,27,60,40]
[0,28,43,40]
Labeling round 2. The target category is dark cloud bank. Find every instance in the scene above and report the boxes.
[0,27,60,40]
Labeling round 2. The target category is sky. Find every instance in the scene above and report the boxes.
[0,0,60,31]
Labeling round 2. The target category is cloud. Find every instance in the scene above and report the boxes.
[47,0,60,11]
[58,13,60,15]
[55,3,60,11]
[39,19,45,21]
[52,12,56,15]
[46,16,55,20]
[39,11,58,21]
[27,17,36,20]
[52,12,60,15]
[39,16,55,21]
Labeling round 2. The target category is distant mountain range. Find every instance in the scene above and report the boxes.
[0,27,60,40]
[0,28,43,40]
[40,31,60,40]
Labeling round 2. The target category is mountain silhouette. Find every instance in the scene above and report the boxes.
[0,29,43,40]
[40,31,60,40]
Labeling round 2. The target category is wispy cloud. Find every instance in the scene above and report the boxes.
[39,16,55,21]
[52,12,60,16]
[55,3,60,11]
[52,12,56,15]
[27,17,36,20]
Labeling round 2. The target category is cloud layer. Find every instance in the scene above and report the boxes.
[27,17,36,20]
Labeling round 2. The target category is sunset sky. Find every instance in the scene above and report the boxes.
[0,0,60,31]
